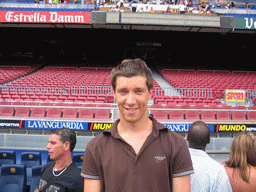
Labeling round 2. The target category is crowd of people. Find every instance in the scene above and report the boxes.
[33,59,256,192]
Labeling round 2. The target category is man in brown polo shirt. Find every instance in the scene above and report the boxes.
[81,59,194,192]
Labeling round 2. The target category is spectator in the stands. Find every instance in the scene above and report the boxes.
[187,121,232,192]
[223,132,256,192]
[179,0,186,14]
[245,2,251,9]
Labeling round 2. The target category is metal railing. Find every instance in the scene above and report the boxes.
[0,86,66,94]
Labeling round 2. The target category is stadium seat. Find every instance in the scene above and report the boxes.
[30,108,46,118]
[95,104,112,119]
[247,111,256,120]
[0,107,14,116]
[185,111,200,120]
[78,109,94,119]
[0,164,27,192]
[46,108,62,118]
[168,110,184,120]
[0,151,16,165]
[201,111,216,121]
[62,109,77,119]
[231,111,247,121]
[20,152,42,186]
[29,165,44,192]
[152,110,168,120]
[72,152,84,167]
[216,111,231,121]
[14,107,30,117]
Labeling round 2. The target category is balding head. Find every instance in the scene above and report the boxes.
[187,121,210,151]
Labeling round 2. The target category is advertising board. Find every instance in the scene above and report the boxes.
[163,123,214,133]
[0,10,91,24]
[236,17,256,30]
[225,89,245,103]
[215,124,256,132]
[24,120,88,130]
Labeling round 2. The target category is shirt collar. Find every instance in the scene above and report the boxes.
[189,148,209,158]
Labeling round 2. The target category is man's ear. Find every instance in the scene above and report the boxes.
[63,141,70,151]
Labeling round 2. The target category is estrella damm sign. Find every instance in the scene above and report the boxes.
[225,89,245,103]
[89,122,113,131]
[215,124,256,132]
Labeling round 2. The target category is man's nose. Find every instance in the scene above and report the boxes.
[126,93,136,104]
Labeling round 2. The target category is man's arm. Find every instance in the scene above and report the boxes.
[84,178,101,192]
[173,175,191,192]
[34,189,40,192]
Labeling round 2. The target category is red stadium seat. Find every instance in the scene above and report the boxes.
[169,110,184,120]
[0,107,14,116]
[152,110,168,120]
[30,108,46,118]
[231,111,246,121]
[95,104,112,119]
[15,107,30,117]
[201,111,216,121]
[63,109,77,119]
[185,111,200,120]
[78,109,94,119]
[247,111,256,120]
[216,111,230,121]
[46,108,62,118]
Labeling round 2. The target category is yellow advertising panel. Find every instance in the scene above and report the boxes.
[225,89,245,103]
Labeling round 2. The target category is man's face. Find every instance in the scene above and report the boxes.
[46,134,67,161]
[114,75,151,124]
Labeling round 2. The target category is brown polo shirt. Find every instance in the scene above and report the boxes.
[81,117,194,192]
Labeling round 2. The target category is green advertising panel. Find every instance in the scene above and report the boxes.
[236,17,256,29]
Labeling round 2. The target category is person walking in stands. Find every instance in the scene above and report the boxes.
[187,121,232,192]
[81,58,194,192]
[34,128,83,192]
[223,131,256,192]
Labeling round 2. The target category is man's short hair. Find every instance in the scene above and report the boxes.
[110,58,154,91]
[51,128,76,152]
[188,121,210,147]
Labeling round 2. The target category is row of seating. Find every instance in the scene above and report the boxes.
[0,150,84,167]
[149,104,256,121]
[0,103,112,119]
[0,93,115,103]
[153,95,222,105]
[0,151,84,192]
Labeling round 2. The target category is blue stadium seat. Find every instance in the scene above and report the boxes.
[0,164,27,192]
[20,152,42,186]
[0,151,16,165]
[30,165,44,192]
[72,152,84,167]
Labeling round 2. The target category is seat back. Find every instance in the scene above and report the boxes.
[46,108,62,118]
[0,107,14,116]
[29,165,44,192]
[63,108,77,119]
[20,152,42,186]
[0,164,26,192]
[72,152,84,167]
[15,107,30,117]
[0,151,16,165]
[30,108,46,117]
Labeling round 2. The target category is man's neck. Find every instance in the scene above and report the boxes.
[54,155,72,171]
[118,117,153,134]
